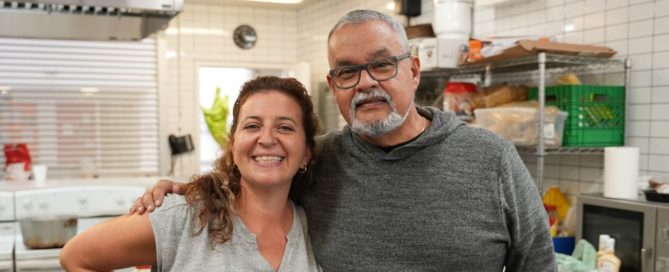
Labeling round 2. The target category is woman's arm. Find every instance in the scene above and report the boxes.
[60,212,156,271]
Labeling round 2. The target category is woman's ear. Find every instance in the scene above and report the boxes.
[227,135,235,151]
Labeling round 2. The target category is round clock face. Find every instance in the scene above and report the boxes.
[233,25,257,49]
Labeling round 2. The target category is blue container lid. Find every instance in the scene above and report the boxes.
[553,237,576,255]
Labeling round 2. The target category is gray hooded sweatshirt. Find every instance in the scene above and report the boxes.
[299,106,556,271]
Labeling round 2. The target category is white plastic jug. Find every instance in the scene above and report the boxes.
[433,0,474,40]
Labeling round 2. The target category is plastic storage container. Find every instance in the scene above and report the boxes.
[474,107,568,147]
[529,85,625,147]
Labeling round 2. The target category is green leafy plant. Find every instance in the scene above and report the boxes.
[201,87,230,149]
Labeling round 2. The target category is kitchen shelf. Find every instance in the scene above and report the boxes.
[517,146,606,155]
[420,53,626,78]
[421,52,631,192]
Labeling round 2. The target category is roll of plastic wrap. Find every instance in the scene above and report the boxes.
[604,147,639,200]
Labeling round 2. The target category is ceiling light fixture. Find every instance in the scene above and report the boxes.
[80,88,99,93]
[564,24,575,32]
[245,0,302,4]
[385,1,395,11]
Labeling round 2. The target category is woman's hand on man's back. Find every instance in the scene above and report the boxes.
[129,179,187,214]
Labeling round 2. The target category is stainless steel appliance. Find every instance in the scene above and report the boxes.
[577,194,669,272]
[0,0,182,41]
[0,191,15,272]
[13,185,145,271]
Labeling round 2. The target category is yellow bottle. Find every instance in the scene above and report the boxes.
[597,235,621,272]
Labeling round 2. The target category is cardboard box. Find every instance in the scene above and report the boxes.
[405,24,434,39]
[473,40,617,63]
[413,37,467,70]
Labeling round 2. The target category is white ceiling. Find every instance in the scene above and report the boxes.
[184,0,322,9]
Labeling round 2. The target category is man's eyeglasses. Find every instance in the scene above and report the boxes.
[328,53,411,89]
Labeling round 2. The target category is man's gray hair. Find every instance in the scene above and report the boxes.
[327,9,409,52]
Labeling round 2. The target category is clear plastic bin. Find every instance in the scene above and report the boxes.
[474,107,568,147]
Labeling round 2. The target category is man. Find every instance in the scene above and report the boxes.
[135,10,556,271]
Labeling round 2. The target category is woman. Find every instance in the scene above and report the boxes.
[60,76,321,271]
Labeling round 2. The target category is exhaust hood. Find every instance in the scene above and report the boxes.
[0,0,182,41]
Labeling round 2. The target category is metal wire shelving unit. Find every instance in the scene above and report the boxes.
[421,52,631,192]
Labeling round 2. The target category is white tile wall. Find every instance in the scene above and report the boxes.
[628,2,654,21]
[579,181,602,194]
[629,105,651,120]
[584,27,606,43]
[655,32,669,48]
[628,137,650,153]
[652,104,669,119]
[653,69,669,86]
[529,0,549,10]
[585,12,607,28]
[565,31,585,43]
[628,20,653,38]
[652,121,669,137]
[565,16,586,32]
[548,0,566,7]
[654,87,669,102]
[630,0,650,4]
[630,87,651,103]
[630,70,651,87]
[655,0,669,17]
[605,24,628,41]
[654,17,669,34]
[650,155,669,171]
[566,1,585,17]
[585,0,607,13]
[628,121,651,137]
[606,7,629,25]
[655,52,669,68]
[608,0,630,9]
[650,138,669,154]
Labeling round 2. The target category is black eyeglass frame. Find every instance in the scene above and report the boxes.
[328,53,411,90]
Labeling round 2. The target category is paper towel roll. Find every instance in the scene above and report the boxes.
[604,147,639,200]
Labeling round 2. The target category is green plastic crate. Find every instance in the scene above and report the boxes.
[529,85,625,147]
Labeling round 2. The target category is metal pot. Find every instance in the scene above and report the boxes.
[19,215,78,249]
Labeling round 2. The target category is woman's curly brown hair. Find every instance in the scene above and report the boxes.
[183,76,319,247]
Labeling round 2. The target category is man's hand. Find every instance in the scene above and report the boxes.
[129,179,187,215]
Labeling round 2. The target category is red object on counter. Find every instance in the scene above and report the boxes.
[443,82,479,118]
[444,82,478,94]
[4,143,31,171]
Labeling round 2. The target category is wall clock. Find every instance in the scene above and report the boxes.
[233,24,257,49]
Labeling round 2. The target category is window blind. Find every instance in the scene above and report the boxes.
[0,37,159,179]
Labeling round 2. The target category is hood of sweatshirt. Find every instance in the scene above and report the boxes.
[342,106,467,161]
